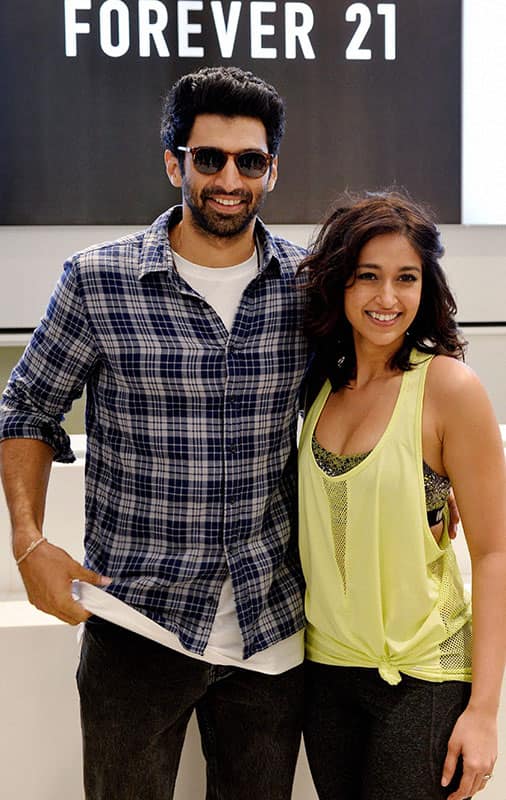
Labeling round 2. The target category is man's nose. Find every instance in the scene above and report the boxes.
[214,155,244,191]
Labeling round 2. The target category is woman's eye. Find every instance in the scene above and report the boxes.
[398,273,418,282]
[356,271,377,280]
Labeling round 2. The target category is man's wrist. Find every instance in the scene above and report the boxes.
[14,535,47,565]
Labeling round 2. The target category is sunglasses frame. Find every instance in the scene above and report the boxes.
[177,146,274,178]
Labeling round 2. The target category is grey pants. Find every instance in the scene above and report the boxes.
[304,661,471,800]
[77,616,304,800]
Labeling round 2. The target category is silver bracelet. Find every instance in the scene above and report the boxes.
[16,536,47,566]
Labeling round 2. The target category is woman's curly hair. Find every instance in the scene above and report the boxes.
[299,191,466,391]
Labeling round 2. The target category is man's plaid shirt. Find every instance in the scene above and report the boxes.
[0,207,309,659]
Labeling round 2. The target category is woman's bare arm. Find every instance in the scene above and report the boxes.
[430,358,506,800]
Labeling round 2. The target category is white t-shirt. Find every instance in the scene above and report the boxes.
[77,246,303,674]
[174,247,258,331]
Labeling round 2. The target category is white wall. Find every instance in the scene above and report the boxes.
[1,223,505,421]
[1,223,506,326]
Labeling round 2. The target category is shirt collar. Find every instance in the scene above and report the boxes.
[138,206,181,279]
[138,206,282,280]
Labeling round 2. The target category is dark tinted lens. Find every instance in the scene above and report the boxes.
[193,148,227,174]
[236,151,270,177]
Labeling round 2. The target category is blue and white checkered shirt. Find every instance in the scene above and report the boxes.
[0,207,309,659]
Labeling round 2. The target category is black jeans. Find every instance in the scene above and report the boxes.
[304,661,472,800]
[76,617,303,800]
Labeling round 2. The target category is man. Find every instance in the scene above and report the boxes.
[0,67,308,799]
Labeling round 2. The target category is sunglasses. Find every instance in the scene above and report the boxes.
[177,146,274,178]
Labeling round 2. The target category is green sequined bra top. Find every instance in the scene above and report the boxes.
[312,434,451,524]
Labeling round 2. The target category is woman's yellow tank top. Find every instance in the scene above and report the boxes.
[298,351,472,685]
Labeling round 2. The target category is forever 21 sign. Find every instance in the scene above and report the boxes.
[1,0,461,225]
[63,1,396,61]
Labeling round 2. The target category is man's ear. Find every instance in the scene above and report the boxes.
[164,150,182,187]
[267,156,278,193]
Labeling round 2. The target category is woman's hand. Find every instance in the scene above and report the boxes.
[442,707,497,799]
[447,490,460,540]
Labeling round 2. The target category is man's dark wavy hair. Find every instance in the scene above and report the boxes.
[160,66,285,167]
[299,191,467,392]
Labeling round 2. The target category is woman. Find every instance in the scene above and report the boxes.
[298,192,506,800]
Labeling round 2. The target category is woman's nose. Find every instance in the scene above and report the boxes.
[376,282,396,307]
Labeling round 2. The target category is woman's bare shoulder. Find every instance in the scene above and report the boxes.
[426,355,496,425]
[427,355,482,395]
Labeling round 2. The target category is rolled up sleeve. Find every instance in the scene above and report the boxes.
[0,257,99,462]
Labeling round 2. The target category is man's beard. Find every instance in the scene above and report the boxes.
[182,181,267,238]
